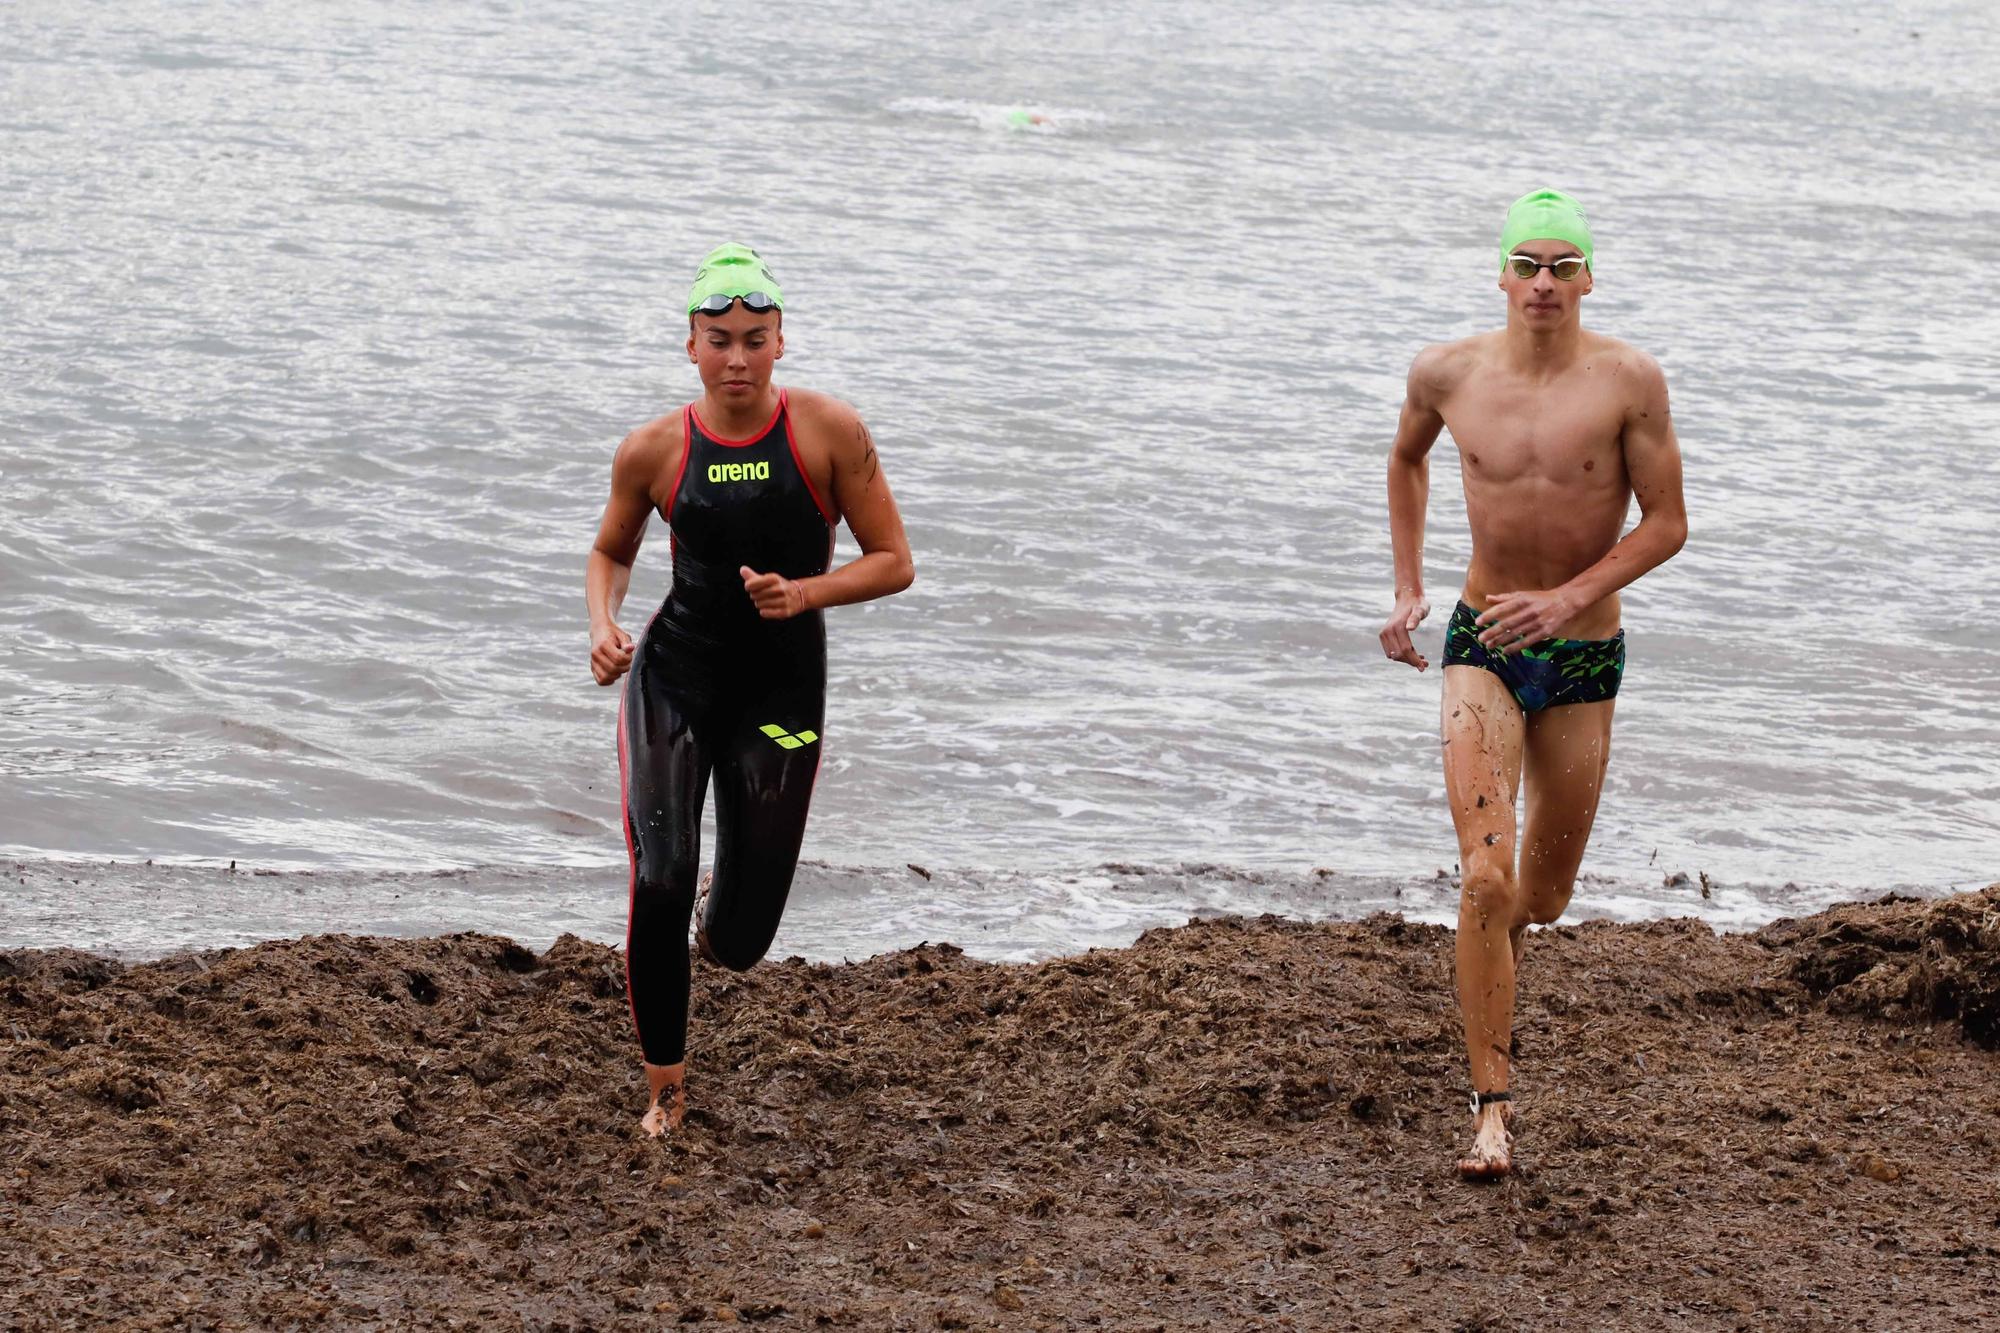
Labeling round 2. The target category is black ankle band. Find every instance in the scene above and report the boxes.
[1470,1090,1512,1113]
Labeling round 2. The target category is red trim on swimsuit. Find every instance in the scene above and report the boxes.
[663,407,694,521]
[616,689,641,1044]
[782,393,837,526]
[689,391,787,449]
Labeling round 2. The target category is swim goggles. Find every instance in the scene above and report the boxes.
[691,291,781,316]
[1505,254,1588,281]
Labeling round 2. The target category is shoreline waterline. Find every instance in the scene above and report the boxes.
[4,854,1980,964]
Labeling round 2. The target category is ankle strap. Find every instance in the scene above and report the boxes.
[1470,1089,1512,1113]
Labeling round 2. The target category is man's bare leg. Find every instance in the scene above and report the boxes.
[1442,666,1525,1178]
[1514,701,1616,971]
[640,1060,686,1138]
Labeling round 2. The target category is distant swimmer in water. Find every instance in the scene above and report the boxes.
[1377,191,1688,1178]
[585,244,915,1137]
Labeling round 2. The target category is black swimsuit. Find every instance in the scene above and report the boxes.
[619,390,834,1066]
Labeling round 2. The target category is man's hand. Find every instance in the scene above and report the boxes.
[590,622,635,685]
[741,566,811,620]
[1380,592,1431,670]
[1476,589,1576,654]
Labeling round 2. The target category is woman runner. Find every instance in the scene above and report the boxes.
[585,244,914,1136]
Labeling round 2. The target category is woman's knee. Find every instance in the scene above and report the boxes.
[700,907,774,971]
[630,869,696,925]
[698,886,783,972]
[704,935,769,973]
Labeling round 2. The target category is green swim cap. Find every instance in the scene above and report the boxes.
[1500,189,1594,273]
[686,242,784,314]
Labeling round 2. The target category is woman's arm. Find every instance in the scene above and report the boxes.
[740,404,914,619]
[586,423,673,682]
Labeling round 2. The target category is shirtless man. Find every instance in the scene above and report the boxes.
[1378,190,1687,1178]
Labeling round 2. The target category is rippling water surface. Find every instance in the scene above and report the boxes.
[4,0,1996,956]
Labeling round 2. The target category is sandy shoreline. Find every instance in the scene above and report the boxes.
[4,885,1997,1330]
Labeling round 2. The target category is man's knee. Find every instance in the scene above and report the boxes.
[1460,858,1523,926]
[1525,894,1570,927]
[1518,851,1583,926]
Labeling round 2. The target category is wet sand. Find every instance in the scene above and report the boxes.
[4,885,1998,1330]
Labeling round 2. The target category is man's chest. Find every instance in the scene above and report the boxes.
[1442,376,1627,484]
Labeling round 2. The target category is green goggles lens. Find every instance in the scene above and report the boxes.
[1506,255,1587,281]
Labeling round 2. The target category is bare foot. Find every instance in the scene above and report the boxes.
[1457,1105,1514,1180]
[640,1061,686,1138]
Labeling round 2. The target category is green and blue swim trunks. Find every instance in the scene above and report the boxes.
[1443,601,1624,712]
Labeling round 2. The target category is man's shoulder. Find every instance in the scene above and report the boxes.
[1584,332,1664,381]
[1409,333,1495,395]
[1581,335,1669,413]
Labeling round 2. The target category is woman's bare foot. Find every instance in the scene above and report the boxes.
[1457,1102,1514,1180]
[640,1061,686,1138]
